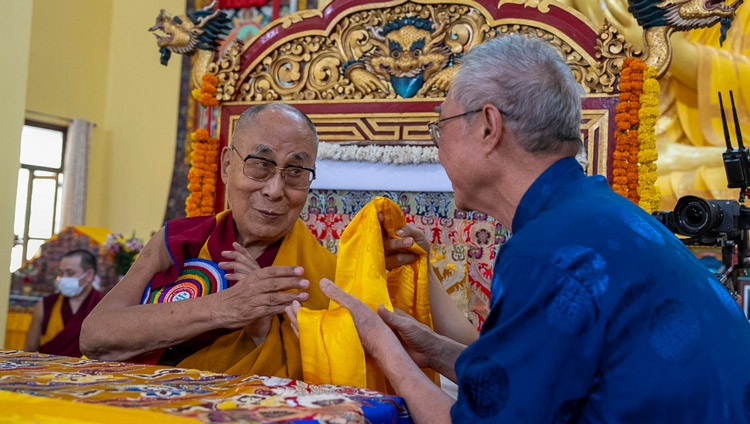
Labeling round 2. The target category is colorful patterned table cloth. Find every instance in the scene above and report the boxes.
[0,350,411,423]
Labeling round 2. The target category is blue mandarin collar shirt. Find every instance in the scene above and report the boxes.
[451,157,750,423]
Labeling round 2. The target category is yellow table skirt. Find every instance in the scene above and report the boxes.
[4,311,33,351]
[0,390,196,424]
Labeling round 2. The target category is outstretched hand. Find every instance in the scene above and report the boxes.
[285,281,442,370]
[318,278,405,360]
[318,277,458,419]
[378,307,439,369]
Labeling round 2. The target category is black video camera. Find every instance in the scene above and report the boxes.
[652,91,748,295]
[652,196,749,245]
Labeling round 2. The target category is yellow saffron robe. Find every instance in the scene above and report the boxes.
[176,217,336,378]
[297,197,437,393]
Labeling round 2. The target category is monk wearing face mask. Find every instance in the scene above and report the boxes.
[24,249,104,357]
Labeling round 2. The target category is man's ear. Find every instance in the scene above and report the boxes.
[220,146,232,184]
[481,105,504,154]
[84,268,95,284]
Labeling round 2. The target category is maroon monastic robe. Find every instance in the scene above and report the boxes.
[39,289,104,357]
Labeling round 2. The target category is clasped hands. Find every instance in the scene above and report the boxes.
[213,217,441,364]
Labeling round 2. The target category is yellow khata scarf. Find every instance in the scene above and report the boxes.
[40,295,64,346]
[297,197,436,393]
[176,218,336,377]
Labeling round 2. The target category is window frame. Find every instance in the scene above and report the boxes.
[15,119,67,270]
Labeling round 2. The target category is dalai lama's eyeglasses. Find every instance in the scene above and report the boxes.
[230,145,316,189]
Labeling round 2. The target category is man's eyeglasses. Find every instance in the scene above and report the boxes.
[428,109,482,147]
[230,145,316,189]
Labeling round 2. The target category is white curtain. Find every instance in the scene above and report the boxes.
[60,119,94,227]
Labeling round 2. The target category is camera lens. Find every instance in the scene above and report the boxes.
[683,205,707,227]
[674,195,723,236]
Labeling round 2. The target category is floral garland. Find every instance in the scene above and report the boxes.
[186,128,220,217]
[637,66,661,213]
[191,74,220,108]
[613,58,662,211]
[317,143,439,164]
[613,58,645,203]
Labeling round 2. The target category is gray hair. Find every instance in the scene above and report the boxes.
[450,34,584,155]
[232,102,319,144]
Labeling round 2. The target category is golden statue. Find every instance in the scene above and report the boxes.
[560,0,749,209]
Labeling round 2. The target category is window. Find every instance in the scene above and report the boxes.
[10,121,66,272]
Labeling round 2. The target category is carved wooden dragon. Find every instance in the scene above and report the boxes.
[148,1,231,88]
[628,0,743,77]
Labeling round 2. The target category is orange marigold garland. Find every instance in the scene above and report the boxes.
[186,128,220,217]
[637,66,661,213]
[614,58,646,203]
[613,70,632,196]
[191,74,220,108]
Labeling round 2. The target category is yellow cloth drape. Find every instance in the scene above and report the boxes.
[46,226,111,245]
[39,295,64,346]
[72,226,112,246]
[176,218,336,378]
[297,197,435,393]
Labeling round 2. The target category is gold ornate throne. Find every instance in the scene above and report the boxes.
[211,0,627,195]
[195,0,632,327]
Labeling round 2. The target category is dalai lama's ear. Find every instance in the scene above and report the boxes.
[220,146,232,184]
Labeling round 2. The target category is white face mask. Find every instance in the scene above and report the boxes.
[56,275,86,298]
[92,275,102,291]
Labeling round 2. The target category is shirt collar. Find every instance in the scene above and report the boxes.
[511,157,587,232]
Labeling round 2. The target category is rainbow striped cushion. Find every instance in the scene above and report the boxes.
[140,258,228,304]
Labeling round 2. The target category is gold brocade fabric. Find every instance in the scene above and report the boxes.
[176,219,336,378]
[0,350,409,423]
[39,295,64,346]
[297,197,436,393]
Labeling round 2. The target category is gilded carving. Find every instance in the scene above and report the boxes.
[279,9,324,29]
[153,0,738,98]
[213,1,628,101]
[209,41,242,102]
[594,20,642,94]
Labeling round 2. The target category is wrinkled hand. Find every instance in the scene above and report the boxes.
[378,307,439,369]
[216,242,310,328]
[319,278,403,360]
[286,283,441,368]
[381,213,430,270]
[285,300,302,338]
